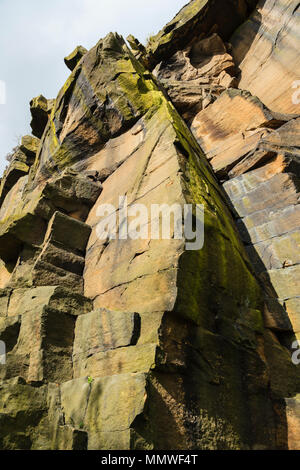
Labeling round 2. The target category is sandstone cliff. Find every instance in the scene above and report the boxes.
[0,0,299,450]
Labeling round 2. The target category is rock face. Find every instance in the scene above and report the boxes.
[64,46,87,71]
[231,0,300,114]
[191,89,297,177]
[30,95,55,139]
[145,0,258,67]
[153,33,237,122]
[0,0,299,450]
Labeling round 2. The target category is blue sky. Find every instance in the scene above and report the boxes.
[0,0,187,173]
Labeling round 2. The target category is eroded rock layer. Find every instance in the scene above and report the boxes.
[0,0,299,450]
[231,0,300,114]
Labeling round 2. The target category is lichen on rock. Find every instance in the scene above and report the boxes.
[0,0,299,451]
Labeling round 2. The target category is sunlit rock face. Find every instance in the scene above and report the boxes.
[231,0,300,114]
[153,0,300,449]
[0,0,299,450]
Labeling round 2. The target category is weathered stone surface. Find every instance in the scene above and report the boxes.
[28,260,84,294]
[264,298,294,332]
[239,203,300,245]
[154,33,235,82]
[0,315,21,352]
[228,149,277,178]
[73,309,142,377]
[285,396,300,450]
[263,329,300,399]
[75,33,290,450]
[261,117,300,152]
[191,89,295,177]
[64,45,87,71]
[19,135,40,164]
[0,158,29,206]
[0,287,12,315]
[74,309,140,354]
[126,34,146,56]
[220,139,299,383]
[30,95,55,139]
[60,373,147,450]
[0,166,101,273]
[51,425,88,450]
[73,119,145,176]
[33,33,166,184]
[145,0,258,67]
[2,306,75,383]
[74,343,157,380]
[261,265,300,301]
[0,1,299,451]
[157,2,300,449]
[37,241,85,276]
[0,207,92,294]
[224,171,299,218]
[247,231,300,273]
[42,169,102,221]
[0,138,38,215]
[226,118,300,179]
[228,117,300,181]
[160,79,224,122]
[153,33,237,122]
[0,378,50,450]
[44,211,91,253]
[0,177,48,263]
[285,298,300,338]
[7,286,92,317]
[231,0,300,114]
